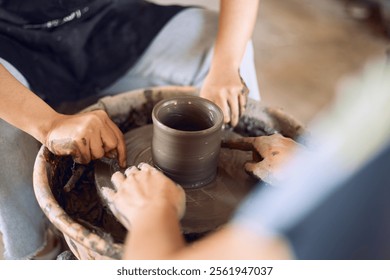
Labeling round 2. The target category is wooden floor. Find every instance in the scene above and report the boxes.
[1,0,389,259]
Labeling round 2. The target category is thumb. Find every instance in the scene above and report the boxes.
[101,187,116,204]
[175,187,187,220]
[244,161,270,183]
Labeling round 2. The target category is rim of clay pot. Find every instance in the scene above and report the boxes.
[32,148,123,259]
[152,95,224,136]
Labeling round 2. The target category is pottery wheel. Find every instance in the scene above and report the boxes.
[95,125,259,235]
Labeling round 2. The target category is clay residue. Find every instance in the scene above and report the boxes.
[47,154,127,244]
[233,115,278,137]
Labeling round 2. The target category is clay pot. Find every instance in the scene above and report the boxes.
[152,96,223,188]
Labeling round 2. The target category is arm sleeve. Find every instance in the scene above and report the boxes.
[231,59,390,259]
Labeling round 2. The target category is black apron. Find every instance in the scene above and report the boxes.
[0,0,184,106]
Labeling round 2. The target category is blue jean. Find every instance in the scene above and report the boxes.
[0,8,259,259]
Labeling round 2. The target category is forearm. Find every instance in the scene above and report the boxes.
[0,64,60,143]
[211,0,259,70]
[124,218,292,260]
[122,205,186,259]
[166,224,292,260]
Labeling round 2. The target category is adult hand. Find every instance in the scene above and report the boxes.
[200,68,249,127]
[223,134,302,185]
[101,163,186,230]
[44,110,126,167]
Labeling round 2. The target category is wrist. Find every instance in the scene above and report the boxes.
[131,201,179,225]
[34,111,64,145]
[122,202,185,259]
[210,56,240,74]
[206,64,242,87]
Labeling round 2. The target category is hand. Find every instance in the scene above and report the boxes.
[101,163,186,230]
[222,134,302,185]
[44,110,126,167]
[200,68,248,127]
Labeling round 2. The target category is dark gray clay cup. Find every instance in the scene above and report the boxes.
[152,96,223,188]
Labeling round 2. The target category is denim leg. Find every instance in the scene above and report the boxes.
[0,58,47,259]
[101,8,260,100]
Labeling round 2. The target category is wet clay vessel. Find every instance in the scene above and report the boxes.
[152,96,223,188]
[33,86,306,259]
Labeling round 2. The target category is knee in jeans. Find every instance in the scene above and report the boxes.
[0,120,40,168]
[0,58,30,87]
[184,8,219,44]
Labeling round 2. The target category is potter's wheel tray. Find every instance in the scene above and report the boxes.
[95,125,258,235]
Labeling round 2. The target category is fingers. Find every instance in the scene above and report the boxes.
[114,163,155,179]
[231,84,249,126]
[111,171,126,191]
[124,166,139,177]
[108,163,186,221]
[89,136,105,160]
[104,117,127,168]
[100,186,127,228]
[113,163,171,188]
[46,110,127,167]
[233,72,249,125]
[244,161,270,183]
[93,110,126,167]
[72,137,92,164]
[100,130,118,156]
[218,90,242,127]
[49,136,92,164]
[227,93,240,127]
[239,86,249,118]
[219,96,231,125]
[223,85,249,127]
[101,187,116,203]
[104,149,118,159]
[176,189,186,220]
[137,162,156,172]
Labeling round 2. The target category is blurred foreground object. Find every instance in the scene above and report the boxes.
[345,0,390,36]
